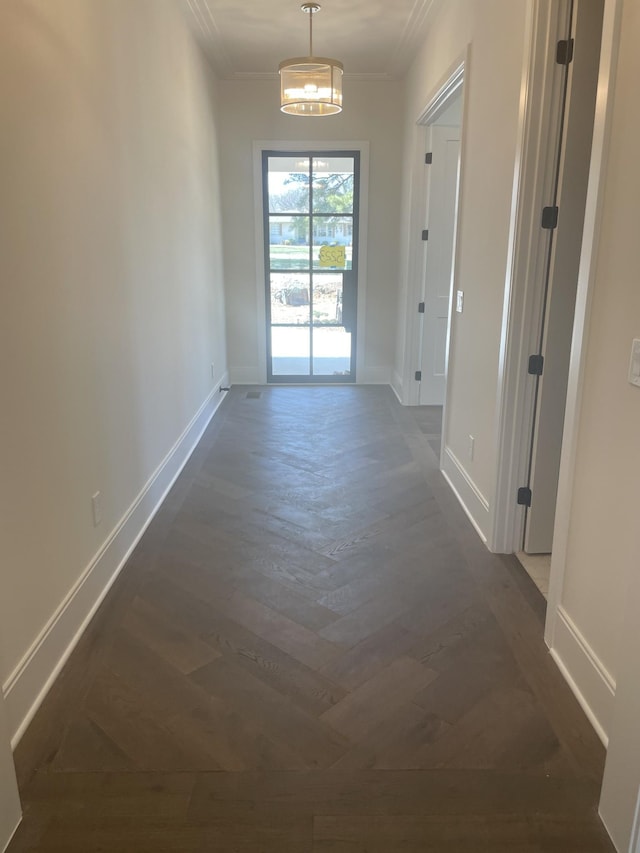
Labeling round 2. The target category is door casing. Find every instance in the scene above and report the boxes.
[398,53,467,421]
[489,0,619,566]
[252,141,370,385]
[418,123,461,406]
[262,150,360,383]
[524,0,605,554]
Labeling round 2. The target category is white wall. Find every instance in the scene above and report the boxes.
[555,0,640,846]
[395,0,528,535]
[0,0,227,743]
[216,78,404,385]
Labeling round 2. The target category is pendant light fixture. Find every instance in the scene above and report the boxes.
[279,3,343,116]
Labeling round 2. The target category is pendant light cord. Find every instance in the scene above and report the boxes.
[309,8,313,55]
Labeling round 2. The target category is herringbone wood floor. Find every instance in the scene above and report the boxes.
[9,386,613,851]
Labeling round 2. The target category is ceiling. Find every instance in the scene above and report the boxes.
[179,0,439,80]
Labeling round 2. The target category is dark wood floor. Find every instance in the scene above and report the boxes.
[9,386,614,851]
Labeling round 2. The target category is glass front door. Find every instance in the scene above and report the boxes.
[263,152,359,382]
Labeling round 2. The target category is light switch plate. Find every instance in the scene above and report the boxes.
[456,291,464,313]
[629,339,640,388]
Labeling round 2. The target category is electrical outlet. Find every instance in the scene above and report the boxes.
[91,491,102,527]
[468,435,475,461]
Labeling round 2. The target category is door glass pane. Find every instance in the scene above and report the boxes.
[271,326,310,376]
[264,151,358,381]
[312,274,342,326]
[312,327,351,376]
[268,156,309,213]
[269,216,309,270]
[313,216,353,270]
[312,157,354,214]
[270,273,310,325]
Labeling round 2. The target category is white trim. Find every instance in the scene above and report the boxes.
[441,446,490,542]
[251,141,370,385]
[1,821,20,853]
[549,606,616,747]
[399,50,468,410]
[398,123,429,406]
[489,0,572,553]
[252,145,268,384]
[545,0,622,645]
[416,60,465,126]
[186,0,443,83]
[438,57,468,477]
[629,788,640,853]
[391,370,404,403]
[230,71,399,83]
[388,0,443,79]
[2,378,229,747]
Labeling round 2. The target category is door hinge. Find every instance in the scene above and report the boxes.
[541,206,559,229]
[517,487,532,507]
[418,302,425,314]
[425,152,433,164]
[556,38,574,65]
[421,229,429,241]
[528,354,544,376]
[415,370,422,381]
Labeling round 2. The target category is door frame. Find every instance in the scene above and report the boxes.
[524,0,606,554]
[417,122,461,406]
[489,0,622,638]
[398,51,467,424]
[261,150,360,384]
[544,0,621,645]
[252,141,370,384]
[488,0,572,556]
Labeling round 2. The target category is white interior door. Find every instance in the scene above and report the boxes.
[419,125,461,405]
[0,690,21,852]
[525,0,604,552]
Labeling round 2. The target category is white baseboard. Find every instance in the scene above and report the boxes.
[390,371,404,403]
[229,366,262,384]
[441,446,490,543]
[2,376,229,747]
[228,365,391,386]
[548,605,615,748]
[630,788,640,853]
[1,819,20,853]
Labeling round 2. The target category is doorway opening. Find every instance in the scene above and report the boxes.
[262,151,359,383]
[405,60,465,490]
[514,0,604,598]
[417,94,462,407]
[488,0,606,595]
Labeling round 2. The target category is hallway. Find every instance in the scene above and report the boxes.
[9,386,612,851]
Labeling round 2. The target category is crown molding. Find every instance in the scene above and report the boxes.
[181,0,234,78]
[180,0,440,81]
[225,70,400,82]
[388,0,444,76]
